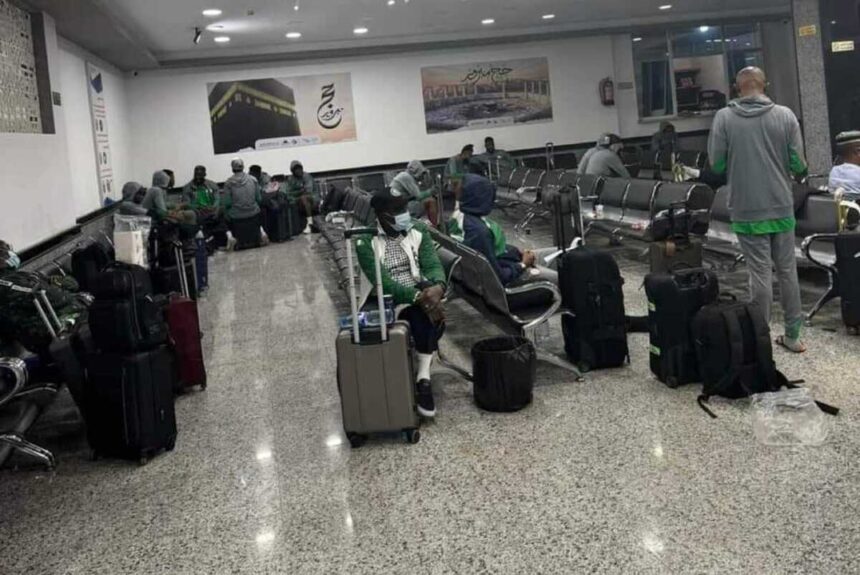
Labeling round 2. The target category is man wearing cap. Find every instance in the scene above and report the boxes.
[390,160,438,224]
[708,66,808,353]
[354,187,447,418]
[829,131,860,197]
[578,134,630,178]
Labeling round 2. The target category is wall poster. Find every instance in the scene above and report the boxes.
[421,57,553,134]
[86,62,114,201]
[207,73,357,154]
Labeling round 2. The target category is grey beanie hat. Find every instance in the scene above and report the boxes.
[231,158,244,172]
[406,160,428,179]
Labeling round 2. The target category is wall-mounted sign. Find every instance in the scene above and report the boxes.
[207,73,357,154]
[86,62,114,202]
[420,57,553,134]
[798,25,818,37]
[832,40,856,53]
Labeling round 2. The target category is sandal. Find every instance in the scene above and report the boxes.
[775,335,807,354]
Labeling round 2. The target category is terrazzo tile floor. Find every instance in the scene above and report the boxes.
[1,212,859,574]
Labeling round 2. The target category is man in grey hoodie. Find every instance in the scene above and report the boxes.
[222,159,261,222]
[578,134,630,178]
[708,67,808,352]
[390,160,438,223]
[142,171,197,225]
[284,160,317,233]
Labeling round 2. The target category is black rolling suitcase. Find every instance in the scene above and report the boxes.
[262,196,300,242]
[644,268,718,387]
[89,263,168,353]
[559,247,629,371]
[85,345,178,463]
[834,234,860,330]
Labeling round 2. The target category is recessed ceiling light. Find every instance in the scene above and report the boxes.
[542,14,555,20]
[831,20,837,25]
[213,36,230,43]
[633,37,643,42]
[699,25,709,32]
[205,24,224,31]
[387,0,395,5]
[659,4,672,10]
[286,32,302,39]
[353,27,369,35]
[202,8,222,17]
[482,18,495,25]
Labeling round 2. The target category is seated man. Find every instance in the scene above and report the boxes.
[651,121,680,161]
[444,144,476,197]
[119,181,148,216]
[355,188,447,418]
[390,160,438,224]
[284,160,317,233]
[830,131,860,198]
[447,175,537,286]
[223,159,264,248]
[249,164,272,191]
[162,169,176,189]
[477,136,516,175]
[182,165,220,217]
[578,133,631,178]
[142,171,197,226]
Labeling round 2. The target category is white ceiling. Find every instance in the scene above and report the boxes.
[50,0,793,69]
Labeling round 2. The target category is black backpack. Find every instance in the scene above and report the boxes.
[691,301,838,417]
[559,247,628,371]
[71,241,115,294]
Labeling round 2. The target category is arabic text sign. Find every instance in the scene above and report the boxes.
[207,72,356,155]
[421,57,553,134]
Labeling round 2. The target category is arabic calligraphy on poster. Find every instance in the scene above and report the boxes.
[207,73,357,154]
[421,57,553,134]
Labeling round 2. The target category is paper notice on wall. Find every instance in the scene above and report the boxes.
[832,41,855,53]
[86,62,114,202]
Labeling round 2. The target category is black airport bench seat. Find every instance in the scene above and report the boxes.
[0,358,59,470]
[317,187,376,287]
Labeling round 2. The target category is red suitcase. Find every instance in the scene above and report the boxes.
[166,243,207,392]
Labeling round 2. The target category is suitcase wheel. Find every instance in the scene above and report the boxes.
[404,429,420,445]
[139,455,149,466]
[347,433,366,449]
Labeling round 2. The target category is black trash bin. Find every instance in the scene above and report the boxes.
[471,336,536,412]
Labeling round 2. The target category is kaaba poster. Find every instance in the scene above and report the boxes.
[421,57,553,134]
[207,73,357,154]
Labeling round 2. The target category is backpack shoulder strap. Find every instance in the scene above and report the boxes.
[745,305,779,390]
[697,307,745,418]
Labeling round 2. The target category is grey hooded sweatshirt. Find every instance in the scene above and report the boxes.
[708,94,807,224]
[223,172,261,220]
[141,171,172,219]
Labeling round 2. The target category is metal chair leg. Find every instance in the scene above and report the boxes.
[434,349,472,382]
[807,285,839,323]
[0,434,56,470]
[535,350,583,381]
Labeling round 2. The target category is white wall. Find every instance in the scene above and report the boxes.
[126,37,621,185]
[58,39,132,213]
[0,14,76,251]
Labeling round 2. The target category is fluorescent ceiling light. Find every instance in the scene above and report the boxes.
[659,4,672,10]
[202,8,222,17]
[633,37,643,42]
[482,18,495,25]
[353,27,369,35]
[205,24,224,31]
[213,36,230,43]
[699,25,709,32]
[388,0,395,5]
[542,14,555,20]
[286,32,302,39]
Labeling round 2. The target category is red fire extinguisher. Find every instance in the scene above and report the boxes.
[599,77,615,106]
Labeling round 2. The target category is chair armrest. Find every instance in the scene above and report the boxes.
[505,281,563,331]
[0,358,28,409]
[801,233,839,273]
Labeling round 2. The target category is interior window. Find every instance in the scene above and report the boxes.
[633,34,675,118]
[723,24,764,99]
[670,26,729,115]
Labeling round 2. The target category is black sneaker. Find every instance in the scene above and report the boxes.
[416,379,436,418]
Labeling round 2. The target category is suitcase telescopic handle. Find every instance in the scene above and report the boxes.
[344,228,389,344]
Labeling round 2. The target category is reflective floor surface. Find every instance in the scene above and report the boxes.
[1,229,859,574]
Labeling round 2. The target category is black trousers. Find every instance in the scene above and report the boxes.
[398,305,445,354]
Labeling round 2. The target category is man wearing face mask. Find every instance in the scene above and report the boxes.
[577,133,630,179]
[0,241,88,359]
[354,188,448,418]
[390,160,439,224]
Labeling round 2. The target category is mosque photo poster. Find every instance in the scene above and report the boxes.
[421,57,553,134]
[207,73,357,154]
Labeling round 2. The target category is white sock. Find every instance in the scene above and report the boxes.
[227,231,235,240]
[417,353,433,382]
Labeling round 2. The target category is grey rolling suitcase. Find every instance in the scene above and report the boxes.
[336,228,420,448]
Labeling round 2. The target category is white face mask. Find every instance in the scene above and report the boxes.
[5,252,20,269]
[393,212,413,233]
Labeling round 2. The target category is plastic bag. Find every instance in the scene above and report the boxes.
[114,214,152,268]
[471,336,536,412]
[751,388,829,446]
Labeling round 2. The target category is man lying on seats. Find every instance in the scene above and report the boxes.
[0,241,88,372]
[284,160,318,234]
[355,188,447,418]
[447,175,540,286]
[390,160,439,225]
[578,133,630,179]
[830,131,860,198]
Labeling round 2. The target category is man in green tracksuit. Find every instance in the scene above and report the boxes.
[708,66,808,352]
[284,160,317,233]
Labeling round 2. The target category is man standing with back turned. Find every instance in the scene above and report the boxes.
[708,67,808,353]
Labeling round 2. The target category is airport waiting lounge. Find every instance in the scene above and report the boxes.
[2,0,860,573]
